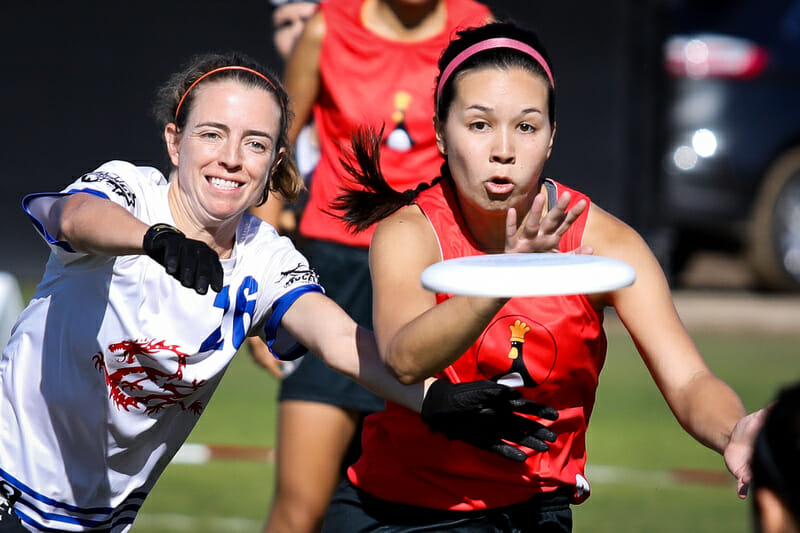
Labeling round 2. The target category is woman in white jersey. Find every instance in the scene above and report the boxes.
[0,52,565,532]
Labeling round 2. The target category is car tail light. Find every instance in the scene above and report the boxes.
[665,34,769,79]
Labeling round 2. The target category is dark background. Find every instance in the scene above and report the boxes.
[0,1,670,282]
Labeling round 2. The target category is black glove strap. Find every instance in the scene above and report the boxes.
[143,223,183,253]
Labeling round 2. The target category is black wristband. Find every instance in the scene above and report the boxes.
[143,223,183,253]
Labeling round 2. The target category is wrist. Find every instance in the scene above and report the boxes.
[143,223,182,253]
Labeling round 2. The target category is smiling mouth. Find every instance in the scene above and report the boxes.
[208,176,243,191]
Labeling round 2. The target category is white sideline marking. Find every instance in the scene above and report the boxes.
[172,443,211,464]
[171,444,732,488]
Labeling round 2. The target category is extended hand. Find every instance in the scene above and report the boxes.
[143,223,224,295]
[723,408,769,498]
[247,337,285,379]
[421,379,558,462]
[505,191,591,254]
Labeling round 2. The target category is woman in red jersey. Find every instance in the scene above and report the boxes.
[258,1,493,532]
[322,21,766,532]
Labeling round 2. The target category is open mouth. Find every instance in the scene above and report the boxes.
[485,177,514,195]
[208,176,243,191]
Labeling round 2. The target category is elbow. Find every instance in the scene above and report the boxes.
[384,354,427,386]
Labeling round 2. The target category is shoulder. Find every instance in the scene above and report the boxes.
[303,8,327,44]
[90,160,167,185]
[372,204,439,261]
[584,203,648,257]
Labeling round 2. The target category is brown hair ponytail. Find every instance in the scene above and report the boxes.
[329,125,439,233]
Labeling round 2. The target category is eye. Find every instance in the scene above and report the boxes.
[201,131,221,140]
[469,120,490,132]
[246,139,270,153]
[518,122,535,133]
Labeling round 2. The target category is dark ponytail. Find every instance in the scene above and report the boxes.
[328,125,439,232]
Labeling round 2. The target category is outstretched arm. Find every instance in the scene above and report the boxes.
[278,289,428,411]
[584,205,756,496]
[55,192,149,255]
[54,192,223,294]
[277,289,558,460]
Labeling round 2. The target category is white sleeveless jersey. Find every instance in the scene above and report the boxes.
[0,161,322,532]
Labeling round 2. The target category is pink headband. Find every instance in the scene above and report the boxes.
[174,66,283,121]
[436,38,555,103]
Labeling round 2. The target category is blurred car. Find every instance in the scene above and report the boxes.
[660,0,800,289]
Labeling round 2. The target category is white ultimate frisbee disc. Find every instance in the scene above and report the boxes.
[420,253,636,297]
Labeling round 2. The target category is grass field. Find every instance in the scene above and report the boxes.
[128,324,798,532]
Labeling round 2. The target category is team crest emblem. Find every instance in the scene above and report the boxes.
[476,315,557,387]
[93,339,205,415]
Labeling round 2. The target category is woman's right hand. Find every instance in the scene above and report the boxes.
[505,191,592,255]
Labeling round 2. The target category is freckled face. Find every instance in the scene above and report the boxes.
[166,79,283,227]
[437,66,554,217]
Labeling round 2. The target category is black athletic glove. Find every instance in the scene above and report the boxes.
[143,223,224,295]
[421,379,559,463]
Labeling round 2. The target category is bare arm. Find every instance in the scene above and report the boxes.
[284,10,324,144]
[372,192,588,384]
[371,206,508,384]
[55,192,149,256]
[584,205,755,493]
[278,289,430,411]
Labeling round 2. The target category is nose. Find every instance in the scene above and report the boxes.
[490,128,515,165]
[219,139,243,171]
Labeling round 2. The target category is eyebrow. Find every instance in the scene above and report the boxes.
[464,105,544,116]
[196,121,274,140]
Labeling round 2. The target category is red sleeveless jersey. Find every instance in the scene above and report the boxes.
[348,179,607,509]
[298,0,491,247]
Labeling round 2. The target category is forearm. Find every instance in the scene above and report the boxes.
[383,295,507,384]
[282,292,431,411]
[56,193,149,256]
[671,372,746,454]
[331,325,431,412]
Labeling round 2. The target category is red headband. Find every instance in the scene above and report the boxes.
[174,66,283,121]
[436,37,554,104]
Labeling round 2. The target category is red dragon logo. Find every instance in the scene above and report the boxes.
[92,339,205,415]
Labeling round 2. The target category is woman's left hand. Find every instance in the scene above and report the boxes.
[505,191,591,254]
[723,407,769,498]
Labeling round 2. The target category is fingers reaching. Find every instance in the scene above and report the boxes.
[505,192,587,254]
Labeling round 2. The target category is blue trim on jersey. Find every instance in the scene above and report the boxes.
[0,467,146,529]
[22,189,111,253]
[264,284,323,361]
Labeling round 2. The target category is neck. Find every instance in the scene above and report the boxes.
[362,0,445,41]
[167,182,238,259]
[457,182,550,253]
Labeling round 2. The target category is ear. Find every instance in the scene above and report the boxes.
[755,487,795,533]
[433,116,446,156]
[545,122,557,160]
[164,123,181,168]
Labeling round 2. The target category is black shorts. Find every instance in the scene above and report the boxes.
[279,239,385,414]
[322,479,573,533]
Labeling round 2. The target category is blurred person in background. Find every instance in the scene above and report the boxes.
[260,1,493,532]
[751,381,800,533]
[248,0,322,378]
[0,272,23,350]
